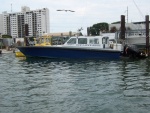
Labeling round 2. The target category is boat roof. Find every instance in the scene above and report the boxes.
[70,33,116,39]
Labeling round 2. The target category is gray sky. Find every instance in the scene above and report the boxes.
[0,0,150,34]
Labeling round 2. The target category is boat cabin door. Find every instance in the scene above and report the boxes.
[102,37,109,48]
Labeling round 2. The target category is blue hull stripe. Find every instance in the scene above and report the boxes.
[17,46,121,59]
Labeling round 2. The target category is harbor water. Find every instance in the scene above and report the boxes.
[0,53,150,113]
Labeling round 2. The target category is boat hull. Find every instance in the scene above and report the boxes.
[15,51,25,57]
[17,46,121,59]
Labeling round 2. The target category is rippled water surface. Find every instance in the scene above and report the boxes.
[0,53,150,113]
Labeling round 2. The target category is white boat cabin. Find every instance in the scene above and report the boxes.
[63,36,122,51]
[64,36,110,48]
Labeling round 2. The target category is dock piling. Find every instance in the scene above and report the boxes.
[146,15,149,56]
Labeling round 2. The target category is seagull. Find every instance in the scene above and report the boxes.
[57,9,75,12]
[68,10,75,12]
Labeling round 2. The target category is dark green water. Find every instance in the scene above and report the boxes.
[0,53,150,113]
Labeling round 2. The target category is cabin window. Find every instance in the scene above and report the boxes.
[102,37,108,44]
[89,38,99,44]
[78,38,87,44]
[46,38,51,43]
[40,38,44,43]
[67,38,76,44]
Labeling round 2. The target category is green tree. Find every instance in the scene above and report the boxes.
[110,26,117,33]
[89,22,109,36]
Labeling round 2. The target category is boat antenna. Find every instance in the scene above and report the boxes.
[78,27,83,32]
[77,27,83,37]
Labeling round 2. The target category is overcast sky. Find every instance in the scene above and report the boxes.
[0,0,150,34]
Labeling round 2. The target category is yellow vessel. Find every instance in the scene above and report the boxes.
[34,35,52,46]
[15,35,52,57]
[15,51,25,57]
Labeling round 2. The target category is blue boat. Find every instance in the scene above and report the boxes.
[17,35,123,59]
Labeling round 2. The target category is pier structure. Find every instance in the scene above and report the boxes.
[145,15,149,56]
[119,15,149,58]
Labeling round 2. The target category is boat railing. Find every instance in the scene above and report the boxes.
[34,36,52,46]
[76,44,101,47]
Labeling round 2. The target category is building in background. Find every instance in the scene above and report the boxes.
[0,6,50,38]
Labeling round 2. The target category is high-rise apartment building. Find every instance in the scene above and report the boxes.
[0,6,50,38]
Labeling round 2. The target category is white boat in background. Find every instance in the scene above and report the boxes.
[125,30,149,46]
[116,30,149,47]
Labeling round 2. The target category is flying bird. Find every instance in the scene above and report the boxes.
[57,9,75,12]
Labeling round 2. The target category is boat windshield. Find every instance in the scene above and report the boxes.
[67,38,76,44]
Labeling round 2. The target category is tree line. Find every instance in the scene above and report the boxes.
[87,22,131,36]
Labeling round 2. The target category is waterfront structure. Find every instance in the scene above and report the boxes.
[109,21,150,31]
[0,6,50,38]
[109,21,150,47]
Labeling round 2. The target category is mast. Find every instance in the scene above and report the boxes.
[127,6,128,23]
[11,4,12,13]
